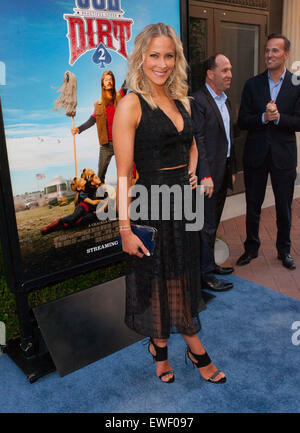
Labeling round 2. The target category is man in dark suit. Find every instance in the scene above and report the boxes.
[192,54,237,292]
[237,34,300,270]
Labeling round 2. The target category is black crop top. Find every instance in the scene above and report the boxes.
[133,93,193,174]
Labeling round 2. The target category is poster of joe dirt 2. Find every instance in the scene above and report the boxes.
[0,0,182,290]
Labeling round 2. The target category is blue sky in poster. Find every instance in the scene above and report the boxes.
[0,0,181,195]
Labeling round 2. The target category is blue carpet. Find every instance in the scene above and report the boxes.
[1,275,300,413]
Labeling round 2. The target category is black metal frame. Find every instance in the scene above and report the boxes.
[0,0,188,382]
[0,98,24,294]
[180,0,189,60]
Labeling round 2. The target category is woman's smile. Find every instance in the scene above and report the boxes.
[143,35,175,88]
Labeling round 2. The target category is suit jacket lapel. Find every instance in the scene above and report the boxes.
[261,68,292,106]
[203,86,226,136]
[225,99,234,146]
[275,70,291,108]
[261,70,271,103]
[225,99,232,121]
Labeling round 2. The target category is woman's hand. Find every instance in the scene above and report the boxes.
[120,230,150,258]
[188,137,198,190]
[189,170,198,190]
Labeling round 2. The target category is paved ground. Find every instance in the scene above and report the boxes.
[219,197,300,301]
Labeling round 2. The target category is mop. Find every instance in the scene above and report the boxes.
[53,71,78,176]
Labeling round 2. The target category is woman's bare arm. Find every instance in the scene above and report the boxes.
[113,93,149,257]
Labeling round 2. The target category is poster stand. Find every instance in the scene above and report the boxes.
[0,99,54,381]
[4,304,56,384]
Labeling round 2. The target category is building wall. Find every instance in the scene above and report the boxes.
[190,0,299,173]
[269,0,283,34]
[282,0,300,170]
[199,0,283,33]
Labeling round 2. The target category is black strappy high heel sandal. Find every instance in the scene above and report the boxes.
[148,337,175,383]
[185,347,226,384]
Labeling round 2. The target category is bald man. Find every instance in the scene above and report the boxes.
[192,54,237,292]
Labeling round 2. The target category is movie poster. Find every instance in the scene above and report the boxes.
[0,0,181,287]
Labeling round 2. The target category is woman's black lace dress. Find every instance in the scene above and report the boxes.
[125,93,205,339]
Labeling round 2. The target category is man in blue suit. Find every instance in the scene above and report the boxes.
[237,34,300,270]
[192,54,237,292]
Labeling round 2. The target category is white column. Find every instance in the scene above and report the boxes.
[282,0,300,170]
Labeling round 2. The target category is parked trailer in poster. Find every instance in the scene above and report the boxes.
[0,0,182,292]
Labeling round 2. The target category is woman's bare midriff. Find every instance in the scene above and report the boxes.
[158,164,187,171]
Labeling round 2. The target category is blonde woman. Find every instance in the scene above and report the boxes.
[113,23,226,384]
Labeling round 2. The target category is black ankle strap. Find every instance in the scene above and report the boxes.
[150,338,168,361]
[155,346,167,362]
[188,349,211,368]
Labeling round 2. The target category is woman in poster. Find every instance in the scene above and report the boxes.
[113,23,226,384]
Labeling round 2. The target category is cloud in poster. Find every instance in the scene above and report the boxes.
[4,107,91,125]
[6,122,73,138]
[6,128,98,171]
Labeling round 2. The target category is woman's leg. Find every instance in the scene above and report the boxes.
[149,338,174,383]
[182,333,225,382]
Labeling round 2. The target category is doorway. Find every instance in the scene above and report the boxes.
[189,0,268,194]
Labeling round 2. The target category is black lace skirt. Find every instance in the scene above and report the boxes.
[124,166,206,339]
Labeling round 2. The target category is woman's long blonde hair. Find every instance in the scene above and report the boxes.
[125,23,190,111]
